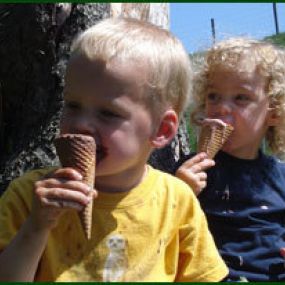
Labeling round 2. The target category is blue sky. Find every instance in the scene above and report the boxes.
[170,3,285,54]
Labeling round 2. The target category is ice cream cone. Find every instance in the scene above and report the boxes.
[54,134,96,240]
[198,119,233,159]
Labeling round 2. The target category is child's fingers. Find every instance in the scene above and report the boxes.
[43,198,86,212]
[195,182,207,195]
[176,169,196,187]
[46,167,83,181]
[197,172,207,181]
[37,178,91,196]
[176,164,209,196]
[191,158,215,173]
[91,189,98,199]
[35,171,98,210]
[182,152,208,168]
[30,179,98,230]
[36,186,91,207]
[180,156,215,174]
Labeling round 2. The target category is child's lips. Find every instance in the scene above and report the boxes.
[211,118,234,130]
[217,117,234,127]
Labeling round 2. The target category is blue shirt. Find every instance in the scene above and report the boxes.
[177,150,285,281]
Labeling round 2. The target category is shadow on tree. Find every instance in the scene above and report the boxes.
[0,4,191,194]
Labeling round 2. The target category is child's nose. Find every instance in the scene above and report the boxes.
[74,115,96,136]
[216,101,233,115]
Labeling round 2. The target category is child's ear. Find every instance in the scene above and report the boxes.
[267,108,280,126]
[150,109,178,149]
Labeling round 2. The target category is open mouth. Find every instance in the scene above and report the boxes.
[96,145,107,164]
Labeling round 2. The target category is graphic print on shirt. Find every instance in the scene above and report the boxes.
[103,233,128,282]
[123,236,167,281]
[221,184,235,214]
[222,185,230,201]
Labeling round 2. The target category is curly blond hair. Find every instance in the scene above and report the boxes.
[191,37,285,155]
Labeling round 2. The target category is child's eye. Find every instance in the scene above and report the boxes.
[206,93,220,104]
[235,94,250,104]
[64,101,81,111]
[98,109,122,119]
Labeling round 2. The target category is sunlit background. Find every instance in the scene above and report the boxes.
[170,3,285,54]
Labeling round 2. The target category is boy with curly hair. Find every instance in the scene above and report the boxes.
[176,37,285,281]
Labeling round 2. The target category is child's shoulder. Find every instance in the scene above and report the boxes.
[274,157,285,176]
[149,165,195,198]
[148,165,200,218]
[11,167,58,186]
[265,153,285,171]
[261,153,285,184]
[0,167,57,209]
[6,167,57,196]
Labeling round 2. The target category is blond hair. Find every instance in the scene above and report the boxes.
[70,17,192,119]
[192,37,285,155]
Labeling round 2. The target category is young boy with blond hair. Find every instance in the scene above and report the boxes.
[176,37,285,281]
[0,18,228,282]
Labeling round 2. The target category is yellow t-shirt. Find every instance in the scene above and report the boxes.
[0,166,228,282]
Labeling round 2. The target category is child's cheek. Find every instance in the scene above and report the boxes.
[59,117,70,134]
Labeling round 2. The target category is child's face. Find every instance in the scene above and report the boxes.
[60,55,157,191]
[205,67,276,159]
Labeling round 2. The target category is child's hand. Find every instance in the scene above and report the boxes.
[31,168,97,231]
[175,153,215,196]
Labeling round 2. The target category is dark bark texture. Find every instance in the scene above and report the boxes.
[0,3,109,193]
[0,4,191,195]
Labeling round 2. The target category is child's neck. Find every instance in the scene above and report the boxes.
[224,148,259,160]
[95,164,148,193]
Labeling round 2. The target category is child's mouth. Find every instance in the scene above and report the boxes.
[96,145,107,165]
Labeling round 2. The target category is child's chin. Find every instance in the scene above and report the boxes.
[221,144,232,153]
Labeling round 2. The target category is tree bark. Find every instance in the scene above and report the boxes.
[0,3,109,193]
[0,3,191,194]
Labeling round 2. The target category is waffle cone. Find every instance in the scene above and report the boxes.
[198,119,233,158]
[54,134,96,240]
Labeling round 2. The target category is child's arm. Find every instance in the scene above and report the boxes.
[0,214,50,281]
[175,152,215,195]
[0,167,95,281]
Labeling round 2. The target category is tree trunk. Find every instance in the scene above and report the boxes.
[0,3,109,193]
[0,3,191,194]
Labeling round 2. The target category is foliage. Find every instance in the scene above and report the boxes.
[264,32,285,47]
